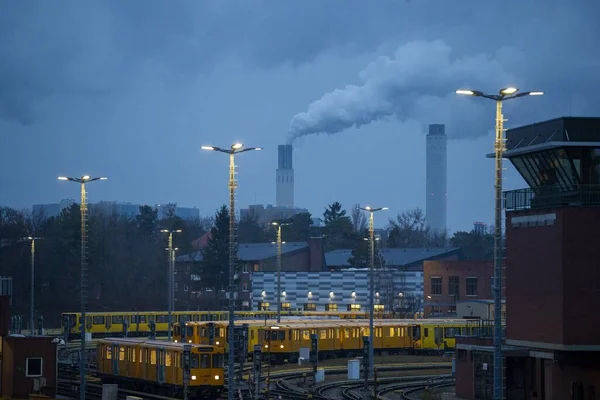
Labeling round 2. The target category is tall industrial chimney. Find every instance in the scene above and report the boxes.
[426,124,447,232]
[276,144,294,207]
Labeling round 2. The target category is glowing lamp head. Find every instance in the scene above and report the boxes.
[456,89,475,96]
[82,175,91,180]
[232,143,243,150]
[529,91,544,96]
[201,145,215,151]
[500,87,518,95]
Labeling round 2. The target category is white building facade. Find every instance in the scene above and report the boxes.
[252,270,423,311]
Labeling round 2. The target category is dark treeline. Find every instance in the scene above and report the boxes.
[0,204,210,326]
[0,201,492,325]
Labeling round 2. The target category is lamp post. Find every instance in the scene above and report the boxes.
[58,175,106,400]
[271,221,292,323]
[161,229,182,341]
[201,142,262,400]
[456,87,543,400]
[22,236,42,335]
[358,205,387,378]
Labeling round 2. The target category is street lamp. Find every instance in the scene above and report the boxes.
[58,175,106,400]
[358,205,388,378]
[161,229,182,341]
[271,221,292,323]
[201,142,261,400]
[22,236,42,335]
[456,87,543,400]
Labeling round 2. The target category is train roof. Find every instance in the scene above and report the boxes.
[259,318,471,329]
[97,337,221,351]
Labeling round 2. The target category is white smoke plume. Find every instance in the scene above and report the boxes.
[287,40,514,143]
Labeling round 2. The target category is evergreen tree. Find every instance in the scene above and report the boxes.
[200,206,239,292]
[323,202,355,251]
[237,215,266,243]
[323,201,346,225]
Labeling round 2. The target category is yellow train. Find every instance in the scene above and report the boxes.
[61,310,384,339]
[97,338,224,399]
[174,318,473,363]
[258,319,470,363]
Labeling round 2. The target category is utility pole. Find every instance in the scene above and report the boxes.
[22,236,42,335]
[58,175,107,400]
[271,221,291,323]
[201,143,262,400]
[358,206,387,377]
[161,229,182,341]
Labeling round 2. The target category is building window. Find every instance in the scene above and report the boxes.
[466,277,478,296]
[184,284,189,292]
[431,277,442,295]
[253,263,259,272]
[26,357,43,377]
[448,276,459,297]
[175,282,179,291]
[242,281,249,292]
[242,264,249,273]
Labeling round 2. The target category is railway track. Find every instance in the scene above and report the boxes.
[265,363,452,400]
[57,378,179,400]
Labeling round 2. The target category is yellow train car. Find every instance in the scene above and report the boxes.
[62,310,389,339]
[413,319,472,352]
[97,338,224,399]
[173,318,348,355]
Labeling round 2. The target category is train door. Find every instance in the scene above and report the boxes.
[411,325,421,349]
[105,315,112,332]
[434,327,443,348]
[111,343,119,375]
[157,347,166,384]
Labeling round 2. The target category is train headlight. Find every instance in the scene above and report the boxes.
[264,345,268,348]
[174,340,178,343]
[214,375,220,380]
[280,345,284,349]
[188,340,192,343]
[191,375,197,380]
[216,341,220,345]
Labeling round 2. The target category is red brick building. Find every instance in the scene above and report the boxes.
[455,117,600,399]
[423,260,494,317]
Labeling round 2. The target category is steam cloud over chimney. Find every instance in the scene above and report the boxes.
[276,144,294,207]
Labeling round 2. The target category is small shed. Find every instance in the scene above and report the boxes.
[1,336,57,398]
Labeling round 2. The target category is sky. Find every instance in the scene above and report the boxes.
[1,0,599,232]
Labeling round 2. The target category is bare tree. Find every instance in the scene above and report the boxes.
[387,207,448,248]
[350,204,367,233]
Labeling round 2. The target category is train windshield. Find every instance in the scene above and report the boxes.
[186,325,194,338]
[213,354,224,368]
[264,330,285,341]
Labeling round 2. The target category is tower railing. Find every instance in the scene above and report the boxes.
[504,184,600,211]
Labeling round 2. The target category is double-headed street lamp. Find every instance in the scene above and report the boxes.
[456,87,543,400]
[271,221,292,323]
[58,175,106,400]
[201,143,261,399]
[22,236,42,335]
[161,229,182,341]
[358,205,387,377]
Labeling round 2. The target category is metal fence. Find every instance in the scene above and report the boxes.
[504,185,600,211]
